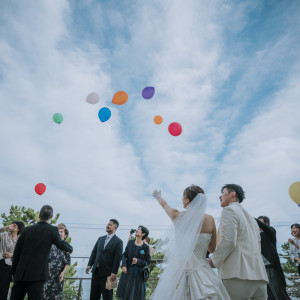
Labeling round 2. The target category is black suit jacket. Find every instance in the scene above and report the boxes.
[256,219,286,287]
[88,235,123,278]
[121,239,151,269]
[12,221,73,281]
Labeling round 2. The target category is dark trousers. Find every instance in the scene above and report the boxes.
[266,267,290,300]
[0,260,12,300]
[298,264,300,276]
[90,268,113,300]
[10,281,44,300]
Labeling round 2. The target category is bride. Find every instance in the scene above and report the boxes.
[151,185,230,300]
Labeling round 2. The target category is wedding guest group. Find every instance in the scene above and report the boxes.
[86,219,123,300]
[0,221,24,300]
[116,226,151,300]
[1,187,298,300]
[10,205,73,300]
[41,224,71,300]
[288,223,300,276]
[256,216,290,299]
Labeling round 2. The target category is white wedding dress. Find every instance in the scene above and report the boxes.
[173,233,230,299]
[151,193,230,300]
[151,233,230,300]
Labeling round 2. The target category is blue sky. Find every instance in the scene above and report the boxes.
[0,0,300,256]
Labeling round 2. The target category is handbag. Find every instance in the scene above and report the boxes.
[143,267,150,282]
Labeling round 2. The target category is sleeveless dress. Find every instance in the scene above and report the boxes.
[153,233,230,300]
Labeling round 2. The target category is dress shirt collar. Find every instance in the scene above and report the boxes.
[106,233,115,239]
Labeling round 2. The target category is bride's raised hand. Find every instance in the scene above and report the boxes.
[152,189,179,221]
[152,189,161,200]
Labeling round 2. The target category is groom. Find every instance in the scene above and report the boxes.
[208,184,268,300]
[86,219,123,300]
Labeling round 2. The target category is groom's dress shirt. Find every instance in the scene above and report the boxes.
[104,233,115,249]
[211,202,268,282]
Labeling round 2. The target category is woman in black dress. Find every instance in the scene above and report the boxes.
[117,226,151,300]
[41,225,70,300]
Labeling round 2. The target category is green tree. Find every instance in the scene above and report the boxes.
[1,205,60,225]
[145,237,164,300]
[280,242,300,298]
[1,205,82,300]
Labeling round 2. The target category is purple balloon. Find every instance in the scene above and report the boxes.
[142,87,155,99]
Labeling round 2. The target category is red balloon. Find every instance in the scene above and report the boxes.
[35,183,46,195]
[168,122,182,136]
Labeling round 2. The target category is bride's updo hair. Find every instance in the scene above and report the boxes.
[184,185,205,202]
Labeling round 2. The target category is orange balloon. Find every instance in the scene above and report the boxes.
[154,115,163,124]
[112,91,128,105]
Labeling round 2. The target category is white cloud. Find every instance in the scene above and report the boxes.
[0,0,299,255]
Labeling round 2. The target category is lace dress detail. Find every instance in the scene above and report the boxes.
[173,233,230,300]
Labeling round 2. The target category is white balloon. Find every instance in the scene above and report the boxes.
[86,92,100,104]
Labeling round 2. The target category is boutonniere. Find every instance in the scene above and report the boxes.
[140,250,145,255]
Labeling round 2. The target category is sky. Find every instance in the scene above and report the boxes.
[0,0,300,259]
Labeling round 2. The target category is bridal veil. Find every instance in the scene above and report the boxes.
[150,193,207,299]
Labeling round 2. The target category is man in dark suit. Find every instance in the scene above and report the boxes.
[11,205,73,300]
[86,219,123,300]
[256,216,290,300]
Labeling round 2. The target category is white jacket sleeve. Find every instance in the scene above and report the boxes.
[211,206,238,268]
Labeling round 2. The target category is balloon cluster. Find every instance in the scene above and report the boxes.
[38,86,183,196]
[84,86,182,137]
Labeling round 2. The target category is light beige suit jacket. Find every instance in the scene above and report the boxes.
[211,202,268,282]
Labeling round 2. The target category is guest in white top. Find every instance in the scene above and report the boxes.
[288,223,300,276]
[0,221,24,300]
[208,184,268,300]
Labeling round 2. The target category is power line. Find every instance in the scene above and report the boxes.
[67,226,171,231]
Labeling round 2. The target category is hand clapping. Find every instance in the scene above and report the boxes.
[153,189,161,200]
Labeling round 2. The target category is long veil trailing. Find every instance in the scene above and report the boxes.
[151,193,207,299]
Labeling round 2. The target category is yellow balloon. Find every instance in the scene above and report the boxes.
[289,181,300,205]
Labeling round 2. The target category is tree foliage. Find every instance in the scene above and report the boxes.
[280,242,300,298]
[1,205,60,225]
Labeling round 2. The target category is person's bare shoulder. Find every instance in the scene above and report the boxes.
[204,214,215,223]
[201,215,215,233]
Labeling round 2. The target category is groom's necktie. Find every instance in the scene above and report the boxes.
[104,235,110,248]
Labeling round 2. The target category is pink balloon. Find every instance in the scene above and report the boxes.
[168,122,182,136]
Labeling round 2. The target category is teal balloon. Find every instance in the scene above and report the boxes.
[53,113,63,124]
[98,107,111,122]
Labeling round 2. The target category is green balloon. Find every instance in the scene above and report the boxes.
[53,113,63,124]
